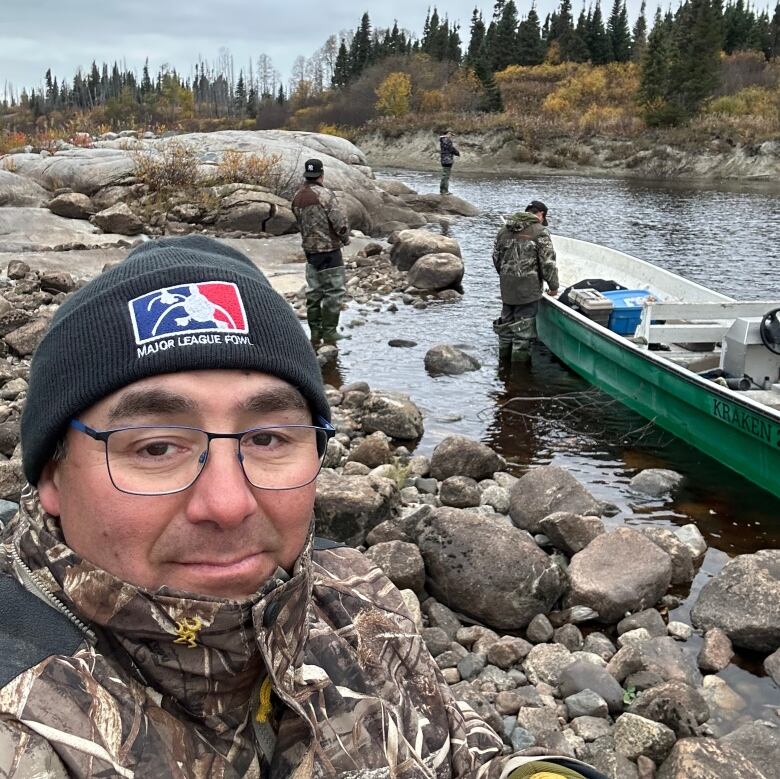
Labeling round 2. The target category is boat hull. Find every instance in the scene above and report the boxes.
[537,299,780,500]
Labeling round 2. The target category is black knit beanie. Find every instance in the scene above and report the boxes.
[21,235,329,485]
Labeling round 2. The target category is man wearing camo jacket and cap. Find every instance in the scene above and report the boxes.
[492,200,559,362]
[291,157,350,345]
[0,236,603,778]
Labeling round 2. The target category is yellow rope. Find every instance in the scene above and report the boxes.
[256,676,273,723]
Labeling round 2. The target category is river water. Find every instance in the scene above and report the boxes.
[324,168,780,726]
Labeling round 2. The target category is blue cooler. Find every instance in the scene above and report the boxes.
[601,289,653,336]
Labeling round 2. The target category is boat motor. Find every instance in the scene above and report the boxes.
[720,315,780,387]
[760,307,780,356]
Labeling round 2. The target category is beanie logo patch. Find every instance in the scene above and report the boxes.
[129,282,249,346]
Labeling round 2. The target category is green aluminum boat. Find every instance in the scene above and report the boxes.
[537,236,780,499]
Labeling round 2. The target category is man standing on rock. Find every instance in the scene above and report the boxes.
[439,128,460,195]
[492,200,559,362]
[291,157,350,344]
[0,234,603,778]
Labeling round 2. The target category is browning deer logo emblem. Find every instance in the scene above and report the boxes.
[173,616,203,648]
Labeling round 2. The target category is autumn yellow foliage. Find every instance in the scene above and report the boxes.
[417,89,444,114]
[375,72,413,117]
[703,86,780,118]
[542,63,641,126]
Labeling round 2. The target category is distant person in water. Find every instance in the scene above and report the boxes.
[438,129,460,195]
[492,200,559,362]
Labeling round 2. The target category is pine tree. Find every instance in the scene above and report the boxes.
[769,2,780,59]
[640,8,671,104]
[588,2,614,63]
[349,13,373,77]
[332,42,350,88]
[631,1,648,61]
[608,0,632,61]
[723,0,754,53]
[493,0,520,70]
[517,7,546,64]
[235,72,246,115]
[466,7,486,64]
[668,0,722,116]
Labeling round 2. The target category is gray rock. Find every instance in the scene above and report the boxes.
[360,390,424,440]
[479,484,511,514]
[554,624,584,652]
[565,528,673,623]
[415,477,438,495]
[700,675,746,716]
[539,512,605,556]
[527,613,555,644]
[6,260,30,279]
[559,659,626,714]
[673,524,707,563]
[389,228,461,271]
[421,627,451,657]
[486,636,533,669]
[429,435,504,481]
[439,475,481,508]
[658,737,770,779]
[314,470,398,546]
[667,621,692,641]
[524,643,575,687]
[422,600,462,639]
[475,665,517,693]
[510,726,535,752]
[619,628,653,648]
[614,712,676,764]
[39,271,77,294]
[457,652,487,681]
[407,252,464,291]
[346,431,392,468]
[607,637,702,689]
[363,540,425,592]
[618,609,668,638]
[365,518,412,546]
[721,720,780,779]
[417,508,568,629]
[496,687,544,714]
[765,647,780,685]
[213,185,295,235]
[91,202,144,235]
[583,737,641,779]
[516,706,561,739]
[691,549,780,652]
[628,680,709,738]
[0,459,25,502]
[48,192,95,219]
[629,468,683,497]
[571,716,612,741]
[4,316,52,357]
[0,169,49,207]
[0,498,18,525]
[582,632,617,661]
[509,466,603,533]
[640,527,695,585]
[565,689,609,719]
[423,344,480,376]
[448,681,503,733]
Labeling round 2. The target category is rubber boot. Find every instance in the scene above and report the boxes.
[493,318,514,358]
[509,318,536,362]
[306,305,324,346]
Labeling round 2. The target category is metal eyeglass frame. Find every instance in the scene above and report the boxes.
[68,416,336,496]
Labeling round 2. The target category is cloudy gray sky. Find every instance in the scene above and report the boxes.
[2,0,653,96]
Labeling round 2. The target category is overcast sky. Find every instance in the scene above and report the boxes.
[2,0,657,96]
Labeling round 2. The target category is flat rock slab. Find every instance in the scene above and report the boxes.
[0,207,131,252]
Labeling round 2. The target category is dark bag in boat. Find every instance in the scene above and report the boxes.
[559,279,627,307]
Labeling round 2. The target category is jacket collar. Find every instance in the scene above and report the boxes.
[12,488,314,721]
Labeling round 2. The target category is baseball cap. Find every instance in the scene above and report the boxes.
[304,158,324,179]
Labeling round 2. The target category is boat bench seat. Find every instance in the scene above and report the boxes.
[637,300,780,345]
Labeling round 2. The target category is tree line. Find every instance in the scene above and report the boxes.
[2,0,779,130]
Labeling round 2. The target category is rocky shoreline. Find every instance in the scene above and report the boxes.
[0,128,778,778]
[356,127,780,184]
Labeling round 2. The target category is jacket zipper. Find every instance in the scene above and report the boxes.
[7,543,97,643]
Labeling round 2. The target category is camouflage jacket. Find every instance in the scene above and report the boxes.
[439,136,460,167]
[492,212,559,306]
[0,490,513,778]
[291,183,350,256]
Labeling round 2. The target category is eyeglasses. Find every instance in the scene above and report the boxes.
[69,417,335,496]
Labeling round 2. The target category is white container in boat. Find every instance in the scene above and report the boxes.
[569,288,613,327]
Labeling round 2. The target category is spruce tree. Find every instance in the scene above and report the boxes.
[349,13,373,78]
[517,7,546,64]
[588,2,614,63]
[631,0,648,61]
[466,7,486,64]
[640,8,672,104]
[608,0,632,61]
[769,2,780,59]
[332,42,350,88]
[493,0,520,70]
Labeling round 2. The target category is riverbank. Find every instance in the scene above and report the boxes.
[357,127,780,184]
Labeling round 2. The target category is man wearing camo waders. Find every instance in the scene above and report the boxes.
[0,236,603,778]
[291,157,350,345]
[492,200,559,362]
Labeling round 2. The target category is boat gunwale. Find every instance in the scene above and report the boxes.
[541,295,780,425]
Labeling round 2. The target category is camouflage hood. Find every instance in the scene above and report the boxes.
[504,211,540,232]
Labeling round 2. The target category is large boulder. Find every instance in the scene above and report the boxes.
[47,192,95,220]
[416,508,568,629]
[628,681,710,737]
[429,435,504,481]
[721,720,780,779]
[389,228,461,271]
[212,184,295,235]
[690,549,780,652]
[314,470,399,546]
[607,636,702,689]
[0,169,49,207]
[359,390,424,440]
[407,253,464,291]
[423,344,480,376]
[538,512,605,556]
[565,528,673,623]
[509,465,603,533]
[558,659,625,714]
[91,202,144,235]
[400,192,480,217]
[658,737,771,779]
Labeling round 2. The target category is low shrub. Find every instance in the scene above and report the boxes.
[214,148,284,189]
[132,140,200,192]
